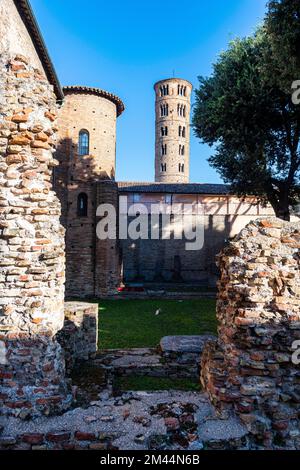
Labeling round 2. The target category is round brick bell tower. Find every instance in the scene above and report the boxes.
[154,78,193,183]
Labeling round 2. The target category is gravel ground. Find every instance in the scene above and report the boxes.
[1,391,208,450]
[1,391,248,450]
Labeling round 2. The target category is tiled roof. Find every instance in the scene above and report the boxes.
[117,182,231,195]
[14,0,63,100]
[63,86,125,116]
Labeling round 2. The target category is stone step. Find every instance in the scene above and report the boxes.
[93,345,201,378]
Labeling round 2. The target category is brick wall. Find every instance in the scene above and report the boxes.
[120,193,275,286]
[54,90,121,298]
[95,180,121,297]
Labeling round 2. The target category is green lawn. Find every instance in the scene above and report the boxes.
[98,299,217,349]
[115,376,201,392]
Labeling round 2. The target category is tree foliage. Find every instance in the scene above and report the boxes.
[193,0,300,220]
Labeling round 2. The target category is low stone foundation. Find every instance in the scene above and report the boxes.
[160,335,216,377]
[57,302,99,372]
[201,218,300,449]
[0,335,72,419]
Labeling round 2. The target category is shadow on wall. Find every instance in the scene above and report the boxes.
[52,136,257,293]
[53,138,100,298]
[56,302,99,373]
[53,138,120,298]
[121,211,239,287]
[53,136,114,226]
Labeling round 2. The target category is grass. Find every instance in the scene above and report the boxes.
[97,299,217,349]
[115,375,201,392]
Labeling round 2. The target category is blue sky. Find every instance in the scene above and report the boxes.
[30,0,267,183]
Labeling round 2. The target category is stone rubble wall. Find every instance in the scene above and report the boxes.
[0,430,116,451]
[201,218,300,449]
[0,53,71,417]
[57,302,99,372]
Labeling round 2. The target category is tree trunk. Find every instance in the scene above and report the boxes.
[269,194,291,221]
[274,207,291,221]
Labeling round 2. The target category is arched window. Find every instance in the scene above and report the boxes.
[182,126,186,138]
[78,130,89,156]
[178,104,183,116]
[161,126,168,136]
[77,192,88,217]
[161,104,169,117]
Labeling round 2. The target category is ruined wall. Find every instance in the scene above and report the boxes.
[201,218,300,449]
[0,47,70,416]
[57,302,98,372]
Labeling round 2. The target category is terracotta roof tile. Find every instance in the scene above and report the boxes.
[117,182,230,195]
[63,86,125,116]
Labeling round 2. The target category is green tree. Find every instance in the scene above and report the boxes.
[193,0,300,220]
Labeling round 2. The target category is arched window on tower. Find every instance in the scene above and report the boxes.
[78,130,89,156]
[178,104,185,117]
[77,192,88,217]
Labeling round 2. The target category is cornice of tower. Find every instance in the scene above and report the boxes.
[154,77,193,90]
